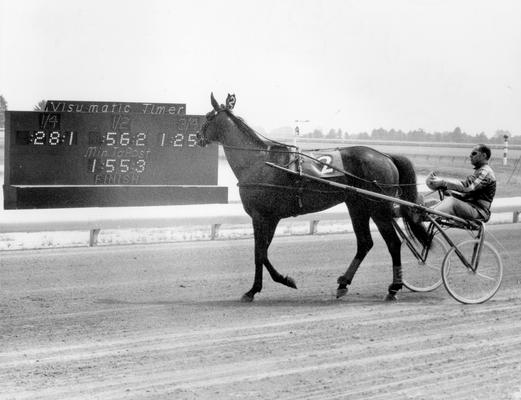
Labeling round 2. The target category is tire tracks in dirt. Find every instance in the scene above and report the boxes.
[2,297,521,399]
[2,229,521,399]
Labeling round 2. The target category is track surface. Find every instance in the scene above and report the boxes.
[1,224,521,399]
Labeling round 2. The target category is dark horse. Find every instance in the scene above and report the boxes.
[196,93,429,302]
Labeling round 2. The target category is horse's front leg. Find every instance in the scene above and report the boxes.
[263,216,297,290]
[241,215,270,302]
[242,215,296,302]
[241,249,264,302]
[264,258,297,290]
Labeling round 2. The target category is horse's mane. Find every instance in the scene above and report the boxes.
[223,109,271,149]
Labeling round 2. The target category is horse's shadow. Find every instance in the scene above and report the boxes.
[94,290,443,309]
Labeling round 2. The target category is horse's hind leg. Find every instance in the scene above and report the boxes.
[242,215,296,302]
[372,212,403,301]
[337,208,373,298]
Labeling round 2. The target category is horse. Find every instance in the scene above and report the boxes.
[196,93,430,302]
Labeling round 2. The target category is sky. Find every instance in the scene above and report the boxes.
[1,0,520,136]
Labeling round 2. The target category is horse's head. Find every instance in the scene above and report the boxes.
[196,93,234,147]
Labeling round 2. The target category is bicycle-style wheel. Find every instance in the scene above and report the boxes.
[442,239,503,304]
[402,235,446,292]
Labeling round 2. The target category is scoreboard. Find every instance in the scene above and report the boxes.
[3,110,228,209]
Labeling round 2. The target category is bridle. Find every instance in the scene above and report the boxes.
[196,109,221,147]
[198,106,295,153]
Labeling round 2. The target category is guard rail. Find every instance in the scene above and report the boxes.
[0,197,519,247]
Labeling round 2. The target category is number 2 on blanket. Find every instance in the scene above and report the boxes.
[318,156,334,174]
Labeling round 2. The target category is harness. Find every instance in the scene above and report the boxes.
[223,143,408,211]
[200,104,417,209]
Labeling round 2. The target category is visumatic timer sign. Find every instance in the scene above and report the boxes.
[44,100,186,116]
[5,111,218,187]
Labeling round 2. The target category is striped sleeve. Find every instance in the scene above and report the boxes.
[444,167,491,193]
[462,168,490,191]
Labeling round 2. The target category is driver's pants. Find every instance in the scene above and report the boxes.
[432,197,484,221]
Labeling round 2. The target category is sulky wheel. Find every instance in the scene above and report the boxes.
[402,235,446,292]
[442,239,503,304]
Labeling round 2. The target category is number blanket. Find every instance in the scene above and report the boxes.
[300,149,345,178]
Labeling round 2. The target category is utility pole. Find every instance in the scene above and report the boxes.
[503,135,509,166]
[294,119,310,148]
[294,120,310,175]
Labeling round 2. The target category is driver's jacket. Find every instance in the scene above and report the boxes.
[448,164,496,219]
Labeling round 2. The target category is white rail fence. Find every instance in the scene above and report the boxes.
[0,197,520,247]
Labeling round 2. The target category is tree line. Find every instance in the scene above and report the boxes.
[302,126,518,145]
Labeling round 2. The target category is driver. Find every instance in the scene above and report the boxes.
[425,144,496,221]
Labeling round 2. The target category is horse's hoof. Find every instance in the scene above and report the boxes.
[336,287,348,299]
[385,293,398,302]
[285,276,297,289]
[241,293,254,302]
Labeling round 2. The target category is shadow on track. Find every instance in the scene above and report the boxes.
[94,289,445,309]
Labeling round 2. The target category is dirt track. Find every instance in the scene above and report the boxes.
[1,226,521,399]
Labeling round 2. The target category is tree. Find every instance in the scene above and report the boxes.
[371,128,387,139]
[33,100,47,111]
[0,94,7,129]
[451,126,464,142]
[326,128,338,139]
[310,129,323,138]
[475,132,488,142]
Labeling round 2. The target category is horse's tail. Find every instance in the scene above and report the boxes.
[390,154,430,248]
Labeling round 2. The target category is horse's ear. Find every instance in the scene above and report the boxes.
[225,93,236,110]
[210,92,219,111]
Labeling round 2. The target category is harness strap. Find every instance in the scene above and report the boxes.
[237,182,344,194]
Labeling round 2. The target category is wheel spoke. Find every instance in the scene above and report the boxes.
[475,270,497,282]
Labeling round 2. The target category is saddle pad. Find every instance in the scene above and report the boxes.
[301,150,344,178]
